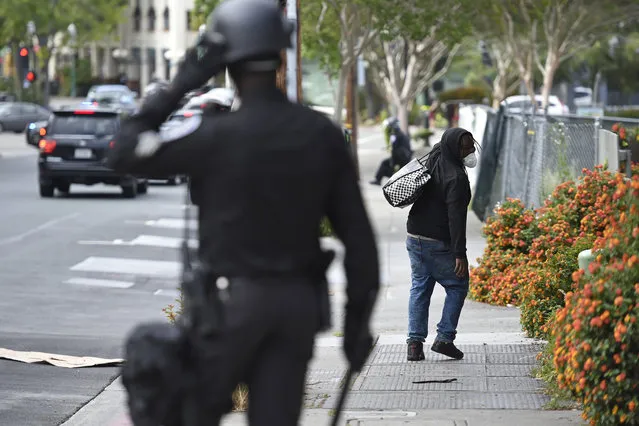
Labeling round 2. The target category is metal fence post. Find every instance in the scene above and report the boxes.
[593,117,601,165]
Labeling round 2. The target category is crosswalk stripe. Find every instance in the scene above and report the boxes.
[70,256,181,278]
[129,235,198,249]
[144,218,197,229]
[66,277,135,289]
[154,289,181,297]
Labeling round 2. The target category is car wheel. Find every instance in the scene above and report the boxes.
[137,180,148,194]
[39,183,54,198]
[167,176,182,185]
[122,182,138,198]
[57,182,70,194]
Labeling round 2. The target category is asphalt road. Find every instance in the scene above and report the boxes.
[0,154,188,426]
[0,123,387,425]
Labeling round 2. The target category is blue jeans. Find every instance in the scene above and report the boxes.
[406,235,469,343]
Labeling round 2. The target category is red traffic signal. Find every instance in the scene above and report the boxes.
[26,71,36,82]
[19,48,29,57]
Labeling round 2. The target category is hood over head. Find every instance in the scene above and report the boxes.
[425,127,471,171]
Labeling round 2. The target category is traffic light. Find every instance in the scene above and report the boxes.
[26,71,36,83]
[19,47,29,57]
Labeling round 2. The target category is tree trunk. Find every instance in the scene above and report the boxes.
[333,66,348,124]
[364,68,376,120]
[396,100,410,134]
[540,53,559,110]
[43,55,52,107]
[11,42,22,101]
[492,74,506,108]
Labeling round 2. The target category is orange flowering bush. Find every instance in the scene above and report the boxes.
[471,167,634,339]
[611,122,639,149]
[469,198,539,305]
[552,175,639,425]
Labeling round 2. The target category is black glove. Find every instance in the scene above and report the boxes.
[137,33,226,128]
[171,32,226,95]
[343,312,374,372]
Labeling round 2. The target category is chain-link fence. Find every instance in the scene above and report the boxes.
[471,108,639,221]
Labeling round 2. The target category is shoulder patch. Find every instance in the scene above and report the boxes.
[135,131,162,157]
[159,115,203,143]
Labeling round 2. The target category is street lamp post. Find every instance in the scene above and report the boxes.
[68,23,77,97]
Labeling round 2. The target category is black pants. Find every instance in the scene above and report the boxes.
[375,158,394,182]
[188,277,318,426]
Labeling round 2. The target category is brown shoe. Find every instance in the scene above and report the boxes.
[407,340,425,361]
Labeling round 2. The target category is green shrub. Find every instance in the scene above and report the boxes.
[438,86,489,104]
[605,109,639,120]
[412,128,434,146]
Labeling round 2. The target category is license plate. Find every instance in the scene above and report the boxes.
[74,148,92,159]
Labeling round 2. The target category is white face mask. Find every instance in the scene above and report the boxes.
[463,152,477,168]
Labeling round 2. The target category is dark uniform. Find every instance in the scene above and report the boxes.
[108,0,379,424]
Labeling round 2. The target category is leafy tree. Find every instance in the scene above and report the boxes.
[363,0,474,131]
[527,0,639,109]
[0,0,127,104]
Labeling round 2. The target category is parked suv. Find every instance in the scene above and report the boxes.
[35,108,148,198]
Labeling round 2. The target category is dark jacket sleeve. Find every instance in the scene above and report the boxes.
[444,174,470,260]
[324,123,379,316]
[107,114,215,177]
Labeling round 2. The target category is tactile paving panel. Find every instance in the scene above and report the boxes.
[485,344,545,353]
[357,375,487,392]
[486,377,545,392]
[373,344,486,354]
[486,364,534,377]
[366,364,485,377]
[486,352,539,364]
[369,351,486,365]
[324,391,549,410]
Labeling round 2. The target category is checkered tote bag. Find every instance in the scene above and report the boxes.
[382,154,431,208]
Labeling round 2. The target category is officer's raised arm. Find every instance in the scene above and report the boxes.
[107,35,226,176]
[107,112,214,176]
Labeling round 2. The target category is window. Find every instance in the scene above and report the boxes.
[163,7,170,31]
[186,10,192,30]
[133,7,141,32]
[50,116,117,135]
[148,7,156,32]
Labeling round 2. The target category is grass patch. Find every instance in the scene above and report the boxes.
[531,343,580,411]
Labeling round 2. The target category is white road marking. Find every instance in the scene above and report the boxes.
[154,289,181,298]
[65,277,135,289]
[0,213,80,246]
[144,218,197,229]
[70,256,181,278]
[78,235,197,249]
[130,235,198,249]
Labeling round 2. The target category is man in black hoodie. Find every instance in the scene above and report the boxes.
[405,128,477,361]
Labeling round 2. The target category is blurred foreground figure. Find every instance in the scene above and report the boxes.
[108,0,379,424]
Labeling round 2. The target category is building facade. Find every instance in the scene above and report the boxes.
[50,0,199,93]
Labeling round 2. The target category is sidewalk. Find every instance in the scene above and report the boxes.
[61,127,584,425]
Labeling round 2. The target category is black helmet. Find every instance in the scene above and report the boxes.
[206,0,293,70]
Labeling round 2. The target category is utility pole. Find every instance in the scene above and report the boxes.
[277,0,287,95]
[295,0,302,102]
